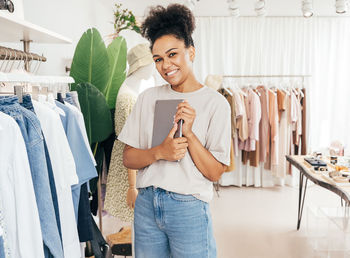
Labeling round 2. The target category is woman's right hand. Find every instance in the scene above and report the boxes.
[158,123,188,161]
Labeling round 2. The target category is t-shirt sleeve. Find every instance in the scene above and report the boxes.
[204,97,232,166]
[117,92,144,149]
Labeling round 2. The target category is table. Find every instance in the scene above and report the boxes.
[286,155,350,230]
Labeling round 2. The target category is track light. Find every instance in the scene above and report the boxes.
[227,0,239,17]
[335,0,348,14]
[302,0,313,18]
[255,0,266,17]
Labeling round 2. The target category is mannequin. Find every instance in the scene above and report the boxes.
[118,64,155,97]
[118,63,155,211]
[105,44,155,223]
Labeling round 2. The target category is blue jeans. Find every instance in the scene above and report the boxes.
[134,187,217,258]
[0,96,63,258]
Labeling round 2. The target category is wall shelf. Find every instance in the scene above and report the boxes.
[0,11,72,44]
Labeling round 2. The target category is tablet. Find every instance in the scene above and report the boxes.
[151,99,184,147]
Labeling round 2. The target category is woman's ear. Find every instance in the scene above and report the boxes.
[189,46,195,62]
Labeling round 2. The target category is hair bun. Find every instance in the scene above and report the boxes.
[141,4,196,48]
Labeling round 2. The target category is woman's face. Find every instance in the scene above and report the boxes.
[152,34,195,87]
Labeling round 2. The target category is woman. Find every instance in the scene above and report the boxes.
[118,4,231,258]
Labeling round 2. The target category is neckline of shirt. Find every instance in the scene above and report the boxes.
[166,84,207,96]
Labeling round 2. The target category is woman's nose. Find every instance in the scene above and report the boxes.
[162,57,172,70]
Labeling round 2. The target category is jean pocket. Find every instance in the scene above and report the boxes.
[169,192,198,202]
[137,188,146,195]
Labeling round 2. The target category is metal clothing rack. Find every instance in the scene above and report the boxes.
[214,74,311,197]
[0,46,46,62]
[0,46,46,72]
[222,74,312,85]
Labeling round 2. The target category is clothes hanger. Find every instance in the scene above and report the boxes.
[232,80,247,97]
[221,80,233,96]
[0,49,9,72]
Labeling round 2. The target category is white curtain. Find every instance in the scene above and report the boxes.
[192,17,350,186]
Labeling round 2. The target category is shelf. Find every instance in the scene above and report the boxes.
[0,11,72,44]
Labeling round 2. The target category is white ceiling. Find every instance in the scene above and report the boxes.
[115,0,350,17]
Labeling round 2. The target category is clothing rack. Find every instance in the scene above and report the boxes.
[215,74,310,196]
[223,74,310,154]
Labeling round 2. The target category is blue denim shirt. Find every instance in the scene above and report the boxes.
[55,101,97,219]
[0,96,64,258]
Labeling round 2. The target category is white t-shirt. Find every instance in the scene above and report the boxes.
[118,85,231,202]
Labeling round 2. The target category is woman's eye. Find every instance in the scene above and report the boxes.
[169,52,176,57]
[154,58,162,63]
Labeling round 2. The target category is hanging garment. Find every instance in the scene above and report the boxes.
[272,90,293,178]
[236,92,249,144]
[301,89,307,155]
[0,189,9,258]
[265,90,279,169]
[54,100,97,221]
[257,86,270,163]
[217,88,235,171]
[277,89,286,122]
[0,236,5,258]
[63,95,94,242]
[0,96,62,258]
[66,91,81,111]
[239,89,261,152]
[232,91,244,156]
[105,90,138,222]
[293,91,303,152]
[0,111,44,258]
[77,183,93,242]
[33,99,81,258]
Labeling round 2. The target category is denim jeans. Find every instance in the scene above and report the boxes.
[0,96,63,258]
[134,186,217,258]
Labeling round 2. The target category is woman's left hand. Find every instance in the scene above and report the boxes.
[174,100,196,137]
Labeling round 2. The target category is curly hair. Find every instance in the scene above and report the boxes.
[141,4,196,49]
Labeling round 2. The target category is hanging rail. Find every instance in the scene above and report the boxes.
[222,75,312,78]
[0,46,46,62]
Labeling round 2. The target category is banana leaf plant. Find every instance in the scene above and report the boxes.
[70,27,127,173]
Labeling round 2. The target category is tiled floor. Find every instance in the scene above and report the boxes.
[101,183,348,258]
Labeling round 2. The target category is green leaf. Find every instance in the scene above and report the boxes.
[105,36,127,109]
[76,82,113,144]
[70,28,109,94]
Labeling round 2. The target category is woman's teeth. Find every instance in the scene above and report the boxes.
[166,70,178,76]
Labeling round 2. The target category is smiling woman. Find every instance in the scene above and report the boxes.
[117,4,232,258]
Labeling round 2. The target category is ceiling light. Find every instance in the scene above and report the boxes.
[255,0,266,17]
[335,0,348,14]
[302,0,313,18]
[227,0,240,17]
